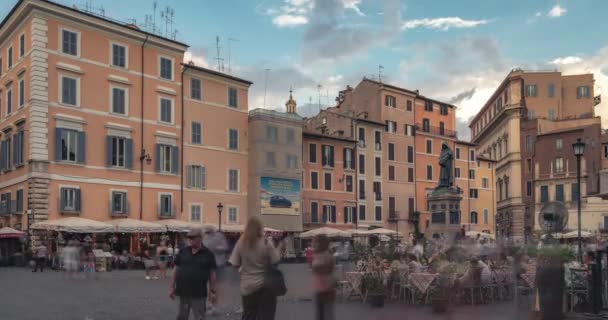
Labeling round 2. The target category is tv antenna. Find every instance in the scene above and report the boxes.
[317,84,323,112]
[263,69,270,109]
[160,6,175,38]
[378,64,384,83]
[214,36,224,72]
[227,38,239,74]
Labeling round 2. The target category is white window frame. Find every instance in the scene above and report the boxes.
[190,203,202,222]
[6,86,12,115]
[345,175,353,192]
[109,41,129,68]
[59,129,79,162]
[455,167,461,178]
[6,46,12,69]
[109,85,129,116]
[158,55,174,80]
[228,128,238,150]
[58,74,81,107]
[344,206,354,224]
[109,189,127,214]
[555,138,563,150]
[191,122,202,144]
[18,78,24,108]
[310,170,319,190]
[158,192,173,216]
[190,77,202,100]
[227,206,239,224]
[286,154,297,169]
[482,177,489,189]
[228,169,239,192]
[159,144,172,173]
[60,186,80,212]
[425,139,432,154]
[110,136,126,168]
[555,157,564,173]
[158,96,175,124]
[59,27,81,57]
[324,172,333,191]
[426,165,433,180]
[19,32,25,58]
[188,165,206,189]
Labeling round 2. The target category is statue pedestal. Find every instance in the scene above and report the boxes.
[425,187,463,240]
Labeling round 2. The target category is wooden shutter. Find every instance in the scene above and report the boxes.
[171,146,179,174]
[155,144,161,172]
[343,148,347,168]
[106,136,113,166]
[59,188,66,212]
[331,206,336,223]
[77,131,86,164]
[75,189,81,212]
[54,128,63,160]
[186,166,192,187]
[126,139,133,169]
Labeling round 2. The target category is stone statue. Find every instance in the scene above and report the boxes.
[438,143,454,188]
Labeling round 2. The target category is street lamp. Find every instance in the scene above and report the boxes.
[572,138,586,263]
[217,202,224,232]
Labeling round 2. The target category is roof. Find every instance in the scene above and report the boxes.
[455,140,477,147]
[537,126,585,137]
[182,63,253,85]
[303,131,357,143]
[362,78,456,109]
[468,70,523,127]
[1,0,189,48]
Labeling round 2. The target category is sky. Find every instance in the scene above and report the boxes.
[2,0,608,140]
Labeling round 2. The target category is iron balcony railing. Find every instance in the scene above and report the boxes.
[415,123,457,138]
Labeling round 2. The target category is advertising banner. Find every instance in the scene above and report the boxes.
[260,177,300,215]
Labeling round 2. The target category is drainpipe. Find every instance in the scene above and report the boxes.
[467,145,471,228]
[139,35,149,221]
[412,96,418,224]
[353,118,358,230]
[180,64,190,215]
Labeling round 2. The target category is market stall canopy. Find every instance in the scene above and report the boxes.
[561,230,593,239]
[465,231,495,239]
[299,227,350,239]
[0,227,25,238]
[31,217,114,233]
[361,228,402,236]
[202,224,245,233]
[107,219,165,233]
[156,219,196,232]
[343,229,369,236]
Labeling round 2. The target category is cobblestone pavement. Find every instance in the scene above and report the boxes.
[1,264,535,320]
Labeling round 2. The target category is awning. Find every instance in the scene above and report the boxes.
[31,217,114,233]
[466,231,495,239]
[107,218,165,233]
[361,228,402,236]
[344,229,369,236]
[156,219,196,232]
[0,227,25,239]
[299,227,350,239]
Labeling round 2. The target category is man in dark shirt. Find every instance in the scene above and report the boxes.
[170,228,217,320]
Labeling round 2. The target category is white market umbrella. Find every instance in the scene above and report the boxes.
[344,229,369,236]
[0,227,25,238]
[31,217,114,233]
[108,218,165,233]
[466,231,495,240]
[362,228,402,236]
[299,227,349,239]
[561,230,593,239]
[156,219,196,232]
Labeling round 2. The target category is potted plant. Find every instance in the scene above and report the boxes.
[429,261,463,313]
[362,272,386,307]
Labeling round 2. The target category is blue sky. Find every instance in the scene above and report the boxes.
[2,0,607,137]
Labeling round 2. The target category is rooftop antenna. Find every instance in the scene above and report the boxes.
[263,69,271,109]
[214,36,224,72]
[152,2,158,34]
[378,64,384,83]
[317,84,323,112]
[228,38,239,74]
[160,6,174,38]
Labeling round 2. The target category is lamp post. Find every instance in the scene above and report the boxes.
[572,138,586,263]
[217,202,224,232]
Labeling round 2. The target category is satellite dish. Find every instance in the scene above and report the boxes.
[539,201,568,240]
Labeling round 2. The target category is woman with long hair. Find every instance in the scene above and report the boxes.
[156,240,169,279]
[311,234,335,320]
[229,217,281,320]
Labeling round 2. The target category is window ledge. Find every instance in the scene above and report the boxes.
[57,62,84,75]
[156,172,178,176]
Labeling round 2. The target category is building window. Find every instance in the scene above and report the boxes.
[344,207,354,224]
[525,84,537,97]
[310,172,319,189]
[359,205,366,221]
[311,202,319,223]
[159,194,173,217]
[359,180,365,199]
[286,128,295,144]
[469,189,478,199]
[324,173,332,191]
[343,148,354,169]
[405,124,415,136]
[375,131,382,150]
[156,144,177,174]
[526,181,532,197]
[388,143,395,161]
[455,147,460,159]
[358,154,365,174]
[19,33,25,57]
[469,169,475,179]
[439,122,445,135]
[191,122,202,144]
[228,169,239,192]
[388,165,395,181]
[107,136,128,168]
[16,189,23,213]
[426,165,433,180]
[407,146,414,163]
[345,175,353,192]
[187,165,206,189]
[555,184,564,202]
[266,151,276,167]
[55,128,85,163]
[422,118,430,132]
[309,144,317,163]
[548,83,555,97]
[385,95,396,107]
[159,57,173,80]
[386,121,396,133]
[159,98,173,123]
[190,78,202,100]
[323,205,336,223]
[286,154,297,169]
[228,129,238,150]
[571,183,579,201]
[190,204,201,222]
[228,87,238,108]
[111,43,127,68]
[6,87,12,115]
[18,79,24,108]
[228,207,238,224]
[358,127,365,146]
[408,167,414,182]
[322,145,335,167]
[111,87,126,115]
[455,167,461,178]
[0,137,11,170]
[375,206,382,221]
[554,157,564,173]
[540,185,549,203]
[61,29,78,56]
[548,109,556,120]
[525,135,532,153]
[469,150,475,162]
[266,126,278,142]
[406,100,412,111]
[553,139,563,150]
[375,157,381,176]
[424,100,433,111]
[111,191,127,215]
[13,130,24,166]
[5,48,10,68]
[483,209,489,224]
[61,76,78,106]
[440,104,448,115]
[426,140,432,154]
[60,187,81,213]
[605,145,608,158]
[577,86,590,98]
[470,211,478,224]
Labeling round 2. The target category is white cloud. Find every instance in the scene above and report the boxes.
[535,11,542,17]
[402,17,489,31]
[183,50,209,68]
[548,4,566,18]
[551,56,583,65]
[342,0,365,16]
[273,14,309,27]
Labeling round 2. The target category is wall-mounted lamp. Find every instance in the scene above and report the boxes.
[140,149,152,165]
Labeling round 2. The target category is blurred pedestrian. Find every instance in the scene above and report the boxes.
[62,240,80,279]
[312,234,335,320]
[32,243,48,272]
[157,241,169,279]
[143,249,155,280]
[229,217,282,320]
[170,228,217,320]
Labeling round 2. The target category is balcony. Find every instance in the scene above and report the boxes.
[0,200,16,215]
[415,123,457,138]
[158,205,176,218]
[109,202,130,217]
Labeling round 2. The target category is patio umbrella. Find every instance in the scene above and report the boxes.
[0,227,25,239]
[299,227,349,239]
[156,219,196,232]
[107,218,165,233]
[31,217,114,233]
[561,230,593,239]
[344,229,369,236]
[465,231,495,239]
[362,228,402,236]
